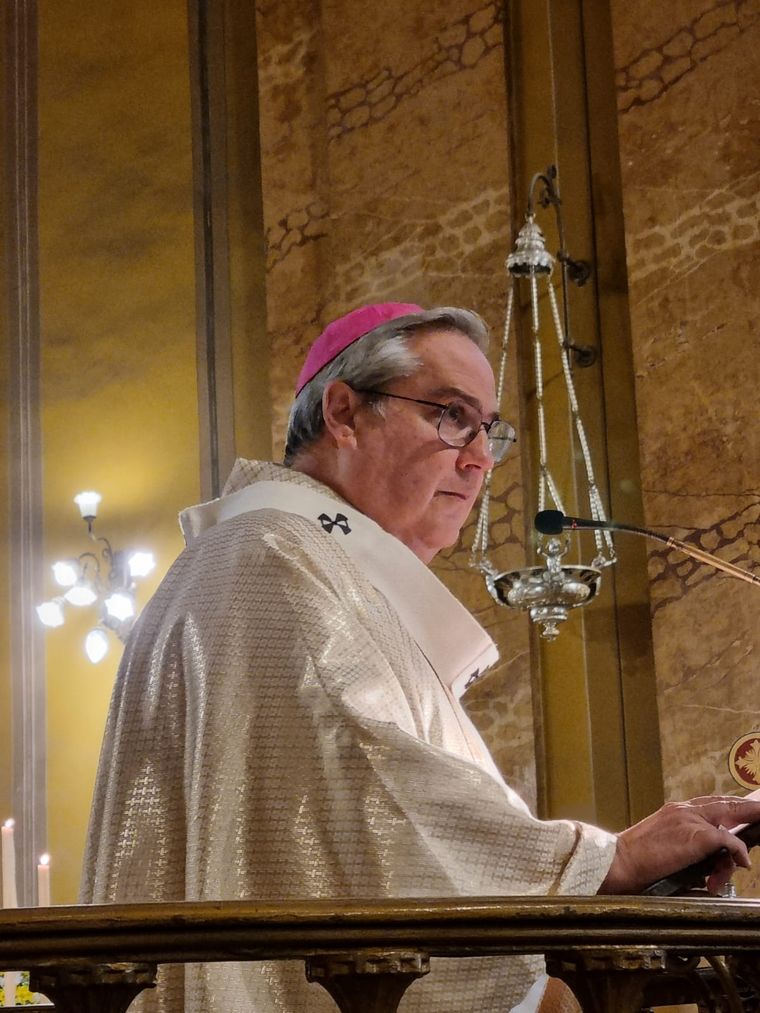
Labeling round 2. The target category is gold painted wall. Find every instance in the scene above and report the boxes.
[609,0,760,895]
[35,0,200,902]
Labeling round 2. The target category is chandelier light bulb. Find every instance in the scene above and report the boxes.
[73,490,101,520]
[64,582,98,607]
[85,628,109,664]
[36,600,65,628]
[104,591,135,622]
[127,551,155,578]
[52,560,79,587]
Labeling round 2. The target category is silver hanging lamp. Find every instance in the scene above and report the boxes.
[471,166,616,640]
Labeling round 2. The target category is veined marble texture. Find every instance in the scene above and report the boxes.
[255,0,537,804]
[611,0,760,824]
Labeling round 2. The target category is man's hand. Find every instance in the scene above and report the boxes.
[598,796,760,895]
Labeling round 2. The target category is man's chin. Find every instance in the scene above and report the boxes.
[424,524,472,562]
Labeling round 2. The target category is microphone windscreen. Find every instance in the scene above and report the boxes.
[534,510,565,535]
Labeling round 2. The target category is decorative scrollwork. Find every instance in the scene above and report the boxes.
[306,949,430,1013]
[29,962,157,1013]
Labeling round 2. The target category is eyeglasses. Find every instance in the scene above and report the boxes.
[353,388,517,463]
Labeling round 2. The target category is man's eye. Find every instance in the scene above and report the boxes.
[444,402,469,426]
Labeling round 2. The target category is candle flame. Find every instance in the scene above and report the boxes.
[39,853,50,866]
[3,818,14,829]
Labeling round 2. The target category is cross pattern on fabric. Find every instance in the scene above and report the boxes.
[318,512,352,535]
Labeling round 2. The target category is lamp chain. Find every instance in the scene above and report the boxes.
[545,282,615,564]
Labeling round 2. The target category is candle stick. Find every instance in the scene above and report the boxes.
[1,821,18,909]
[37,854,50,907]
[2,970,19,1007]
[2,821,19,1006]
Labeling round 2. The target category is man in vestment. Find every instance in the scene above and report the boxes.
[81,302,760,1012]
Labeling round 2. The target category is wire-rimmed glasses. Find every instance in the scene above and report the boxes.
[353,388,517,463]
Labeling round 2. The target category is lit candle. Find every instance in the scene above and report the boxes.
[37,854,50,907]
[1,820,18,909]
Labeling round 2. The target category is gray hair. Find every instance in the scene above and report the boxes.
[284,307,489,464]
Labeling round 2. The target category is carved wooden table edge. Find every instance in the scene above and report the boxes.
[1,895,759,1012]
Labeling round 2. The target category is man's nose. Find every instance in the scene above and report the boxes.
[458,427,494,470]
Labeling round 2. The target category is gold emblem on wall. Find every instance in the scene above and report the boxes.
[728,732,760,790]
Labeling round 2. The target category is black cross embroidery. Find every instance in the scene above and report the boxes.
[318,512,351,535]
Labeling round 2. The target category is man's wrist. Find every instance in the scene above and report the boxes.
[597,834,630,895]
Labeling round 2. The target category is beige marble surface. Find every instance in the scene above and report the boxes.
[611,0,760,824]
[255,0,760,827]
[255,0,537,805]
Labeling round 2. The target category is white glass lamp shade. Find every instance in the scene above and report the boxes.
[74,490,101,519]
[85,628,109,663]
[104,591,135,622]
[36,600,65,628]
[127,551,155,578]
[52,560,79,587]
[64,582,98,607]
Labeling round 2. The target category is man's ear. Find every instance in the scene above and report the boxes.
[321,381,363,448]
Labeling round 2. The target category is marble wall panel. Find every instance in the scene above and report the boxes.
[255,0,536,803]
[610,0,760,829]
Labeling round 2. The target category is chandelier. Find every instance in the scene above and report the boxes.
[36,491,155,663]
[471,165,615,640]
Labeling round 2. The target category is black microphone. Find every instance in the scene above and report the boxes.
[534,510,760,588]
[535,510,609,535]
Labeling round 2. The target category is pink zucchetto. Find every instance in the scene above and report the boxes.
[295,302,424,395]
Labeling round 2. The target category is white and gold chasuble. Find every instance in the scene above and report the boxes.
[81,461,616,1012]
